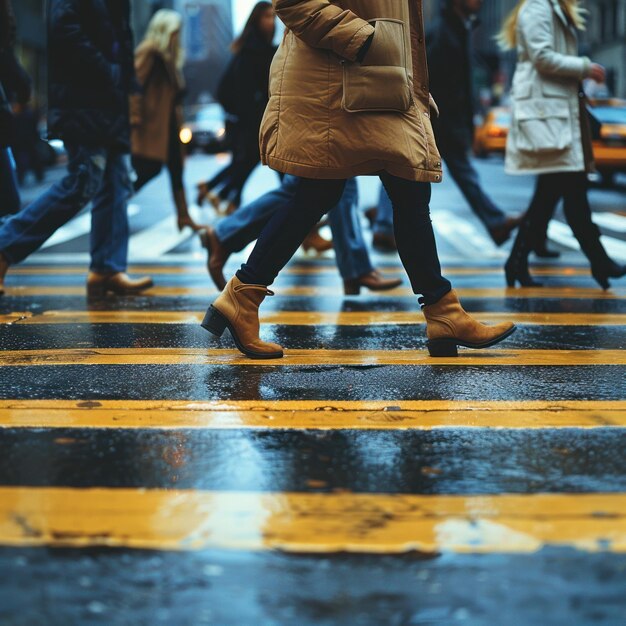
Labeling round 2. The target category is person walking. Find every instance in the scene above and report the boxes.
[131,9,200,232]
[200,176,402,293]
[200,0,517,359]
[196,2,277,215]
[427,0,522,246]
[0,0,152,297]
[0,0,30,217]
[501,0,625,289]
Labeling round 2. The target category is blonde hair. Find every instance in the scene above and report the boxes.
[141,9,184,69]
[497,0,586,50]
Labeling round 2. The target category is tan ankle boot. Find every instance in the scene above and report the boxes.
[0,253,9,296]
[201,276,283,359]
[87,272,154,297]
[422,290,516,357]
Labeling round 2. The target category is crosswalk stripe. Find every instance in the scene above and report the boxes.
[2,286,624,299]
[3,311,625,326]
[8,265,601,276]
[548,221,626,262]
[0,487,623,553]
[0,348,624,366]
[0,399,623,429]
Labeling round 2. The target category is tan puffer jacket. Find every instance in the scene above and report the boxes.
[259,0,443,183]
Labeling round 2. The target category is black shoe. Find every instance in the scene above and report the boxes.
[489,215,525,246]
[591,261,626,291]
[505,260,543,288]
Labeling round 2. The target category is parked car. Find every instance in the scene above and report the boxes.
[473,100,626,185]
[473,107,510,158]
[179,103,227,154]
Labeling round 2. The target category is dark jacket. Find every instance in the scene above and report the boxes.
[218,32,276,128]
[426,7,478,148]
[47,0,135,149]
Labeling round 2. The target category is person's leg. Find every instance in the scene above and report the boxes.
[215,175,301,252]
[0,148,21,217]
[373,184,394,236]
[90,150,132,274]
[560,172,625,288]
[132,155,163,194]
[0,144,106,264]
[237,178,347,286]
[328,178,373,280]
[505,174,562,287]
[379,173,451,305]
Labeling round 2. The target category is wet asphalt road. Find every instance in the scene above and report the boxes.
[1,159,626,625]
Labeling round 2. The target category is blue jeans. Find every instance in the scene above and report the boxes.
[0,148,21,217]
[0,144,131,272]
[373,184,394,237]
[216,175,373,280]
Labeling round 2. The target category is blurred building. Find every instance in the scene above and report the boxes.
[174,0,233,104]
[586,0,626,98]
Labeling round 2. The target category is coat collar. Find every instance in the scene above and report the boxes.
[548,0,575,33]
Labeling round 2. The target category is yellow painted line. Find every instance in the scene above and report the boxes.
[0,399,624,430]
[0,348,624,366]
[3,311,626,326]
[0,488,624,553]
[9,265,598,276]
[2,285,624,299]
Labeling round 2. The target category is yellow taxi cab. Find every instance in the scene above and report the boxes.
[473,107,510,158]
[473,100,626,185]
[589,98,626,185]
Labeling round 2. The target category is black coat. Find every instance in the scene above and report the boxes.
[47,0,135,149]
[426,8,477,148]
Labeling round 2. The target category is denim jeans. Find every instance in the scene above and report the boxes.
[0,148,21,217]
[216,175,373,280]
[237,174,451,305]
[436,130,507,231]
[373,184,394,237]
[0,144,132,272]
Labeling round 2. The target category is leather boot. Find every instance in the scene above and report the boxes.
[373,231,397,252]
[0,253,9,296]
[174,189,202,232]
[302,228,333,254]
[199,227,231,291]
[344,270,402,295]
[201,276,283,359]
[505,220,543,288]
[489,214,524,246]
[87,272,154,297]
[575,222,625,290]
[422,290,516,357]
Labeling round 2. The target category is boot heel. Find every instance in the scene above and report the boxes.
[201,305,227,337]
[343,279,361,295]
[427,339,458,358]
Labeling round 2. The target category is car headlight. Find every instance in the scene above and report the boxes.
[179,127,193,144]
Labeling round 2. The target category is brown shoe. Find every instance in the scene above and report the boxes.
[201,276,283,359]
[422,289,516,357]
[0,253,9,296]
[87,272,154,297]
[199,227,230,291]
[364,207,378,228]
[489,215,524,246]
[373,231,397,252]
[302,228,333,254]
[344,270,402,295]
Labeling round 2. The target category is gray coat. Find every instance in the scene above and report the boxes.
[505,0,591,175]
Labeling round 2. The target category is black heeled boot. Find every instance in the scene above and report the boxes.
[505,222,543,288]
[575,223,626,290]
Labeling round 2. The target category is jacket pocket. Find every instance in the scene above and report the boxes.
[513,99,572,153]
[342,19,412,113]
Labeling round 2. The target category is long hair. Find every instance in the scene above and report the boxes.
[231,1,273,54]
[141,9,184,69]
[497,0,586,50]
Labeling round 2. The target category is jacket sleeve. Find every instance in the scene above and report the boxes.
[273,0,374,61]
[519,0,590,80]
[49,0,118,86]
